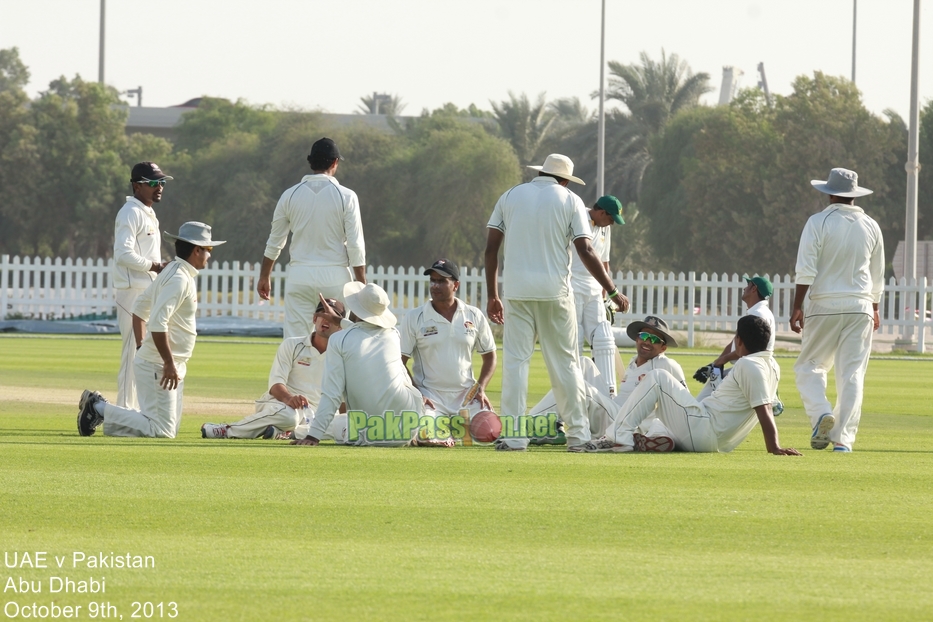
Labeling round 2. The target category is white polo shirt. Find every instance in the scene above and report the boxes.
[113,196,161,290]
[487,176,592,300]
[256,335,325,408]
[570,220,610,297]
[263,174,365,268]
[310,323,421,440]
[795,204,884,306]
[702,350,780,452]
[132,258,199,365]
[399,299,496,395]
[615,354,686,406]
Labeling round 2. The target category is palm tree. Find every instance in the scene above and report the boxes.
[490,91,557,166]
[602,49,712,198]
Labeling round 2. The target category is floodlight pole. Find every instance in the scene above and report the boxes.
[851,0,857,83]
[98,0,105,84]
[596,0,606,198]
[905,0,921,345]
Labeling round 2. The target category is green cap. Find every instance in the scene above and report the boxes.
[743,275,773,298]
[595,195,624,225]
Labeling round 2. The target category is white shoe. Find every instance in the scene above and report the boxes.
[201,423,230,439]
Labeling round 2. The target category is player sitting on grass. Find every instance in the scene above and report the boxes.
[399,259,497,445]
[595,316,801,455]
[200,299,349,440]
[525,315,685,450]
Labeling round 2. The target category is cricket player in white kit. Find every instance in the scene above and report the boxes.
[791,168,884,452]
[694,276,779,408]
[78,222,224,438]
[200,299,348,441]
[400,259,497,418]
[599,316,800,456]
[112,162,172,408]
[484,154,629,452]
[570,195,625,397]
[300,282,426,447]
[257,138,366,340]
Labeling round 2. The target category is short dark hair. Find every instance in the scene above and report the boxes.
[175,240,196,260]
[736,315,770,354]
[307,154,338,172]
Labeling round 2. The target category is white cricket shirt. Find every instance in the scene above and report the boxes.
[132,257,199,365]
[615,354,686,406]
[263,174,366,268]
[399,299,496,395]
[113,196,161,290]
[794,204,884,304]
[487,177,592,300]
[570,220,610,297]
[702,350,780,452]
[746,300,776,352]
[310,323,420,439]
[256,335,326,409]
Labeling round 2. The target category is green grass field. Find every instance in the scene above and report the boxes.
[1,335,932,621]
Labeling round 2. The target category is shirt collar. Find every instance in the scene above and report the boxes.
[125,196,154,212]
[747,300,769,312]
[174,256,200,277]
[302,174,339,185]
[428,297,462,321]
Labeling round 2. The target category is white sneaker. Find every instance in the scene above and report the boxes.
[201,423,230,439]
[810,414,835,450]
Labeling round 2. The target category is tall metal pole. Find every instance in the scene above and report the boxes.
[98,0,105,84]
[596,0,606,198]
[905,0,921,286]
[851,0,857,83]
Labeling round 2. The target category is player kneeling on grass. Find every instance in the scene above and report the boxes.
[294,283,431,447]
[200,299,349,441]
[595,316,801,455]
[77,222,224,438]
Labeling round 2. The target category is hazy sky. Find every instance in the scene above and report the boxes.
[2,1,930,120]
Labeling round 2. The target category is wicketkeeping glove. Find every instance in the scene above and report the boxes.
[693,364,715,384]
[604,298,616,325]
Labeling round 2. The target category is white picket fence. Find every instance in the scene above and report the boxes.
[2,254,931,351]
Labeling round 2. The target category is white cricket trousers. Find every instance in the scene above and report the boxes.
[528,358,619,436]
[500,298,589,448]
[794,300,874,449]
[608,369,718,452]
[574,292,617,396]
[115,287,146,409]
[228,401,344,441]
[103,358,186,438]
[284,265,353,339]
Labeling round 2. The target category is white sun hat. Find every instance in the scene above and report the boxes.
[343,282,396,328]
[527,154,586,186]
[810,168,873,198]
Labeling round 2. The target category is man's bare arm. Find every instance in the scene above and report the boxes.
[790,284,810,334]
[484,229,505,324]
[132,314,147,349]
[755,404,802,456]
[352,265,366,284]
[257,257,276,300]
[150,332,179,390]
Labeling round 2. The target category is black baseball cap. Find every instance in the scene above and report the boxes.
[315,298,347,318]
[424,259,460,281]
[308,138,342,162]
[131,162,173,182]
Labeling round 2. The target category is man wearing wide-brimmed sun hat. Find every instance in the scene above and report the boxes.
[77,222,225,438]
[484,153,630,453]
[299,282,426,447]
[792,167,884,453]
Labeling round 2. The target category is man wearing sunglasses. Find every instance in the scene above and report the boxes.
[598,316,801,456]
[112,162,173,410]
[78,222,225,438]
[527,315,685,448]
[200,299,349,440]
